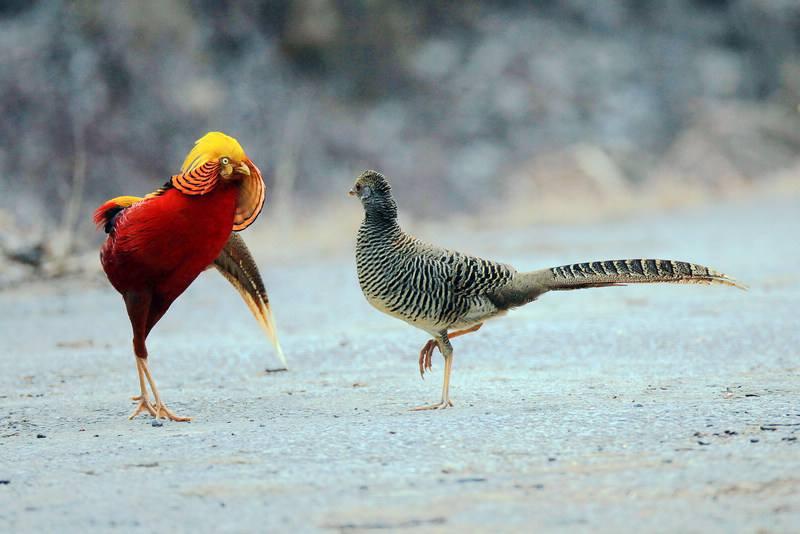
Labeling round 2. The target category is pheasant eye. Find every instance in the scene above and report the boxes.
[221,157,230,165]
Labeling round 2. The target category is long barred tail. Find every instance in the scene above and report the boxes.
[539,259,746,291]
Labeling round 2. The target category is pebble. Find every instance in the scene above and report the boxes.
[151,420,163,427]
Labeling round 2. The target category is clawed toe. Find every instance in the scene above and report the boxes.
[128,398,156,419]
[418,340,437,379]
[410,399,454,411]
[129,393,190,421]
[153,403,191,422]
[423,343,434,373]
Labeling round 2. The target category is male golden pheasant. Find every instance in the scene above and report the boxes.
[94,132,284,421]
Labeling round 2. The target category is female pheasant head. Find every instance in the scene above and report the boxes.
[173,132,265,231]
[349,170,397,219]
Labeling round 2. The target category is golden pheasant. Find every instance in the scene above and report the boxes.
[350,170,745,410]
[93,132,284,421]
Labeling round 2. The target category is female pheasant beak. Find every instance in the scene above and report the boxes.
[349,182,372,199]
[349,180,366,198]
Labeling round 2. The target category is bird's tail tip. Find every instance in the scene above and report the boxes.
[697,267,748,290]
[262,305,288,370]
[271,338,288,371]
[719,276,748,291]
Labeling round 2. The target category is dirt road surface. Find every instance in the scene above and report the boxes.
[1,198,798,532]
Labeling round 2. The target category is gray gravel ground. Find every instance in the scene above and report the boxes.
[1,198,799,533]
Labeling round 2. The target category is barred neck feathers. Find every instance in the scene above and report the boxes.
[352,170,398,223]
[363,192,398,222]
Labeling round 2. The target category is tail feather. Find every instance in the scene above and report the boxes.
[213,233,287,370]
[93,186,171,233]
[534,259,746,291]
[93,196,143,233]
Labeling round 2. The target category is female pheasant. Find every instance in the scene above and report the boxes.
[94,132,283,421]
[350,170,745,411]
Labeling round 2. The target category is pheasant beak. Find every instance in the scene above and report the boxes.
[236,162,251,177]
[348,187,357,197]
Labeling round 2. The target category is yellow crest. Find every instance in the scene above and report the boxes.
[181,131,247,174]
[170,131,266,232]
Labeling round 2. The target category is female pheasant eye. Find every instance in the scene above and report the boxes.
[221,157,230,165]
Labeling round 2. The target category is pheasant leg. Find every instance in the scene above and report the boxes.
[449,323,483,339]
[412,336,455,411]
[138,357,191,422]
[129,357,156,419]
[418,323,482,378]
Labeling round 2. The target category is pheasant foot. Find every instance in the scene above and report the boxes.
[410,399,454,411]
[418,340,437,378]
[128,397,156,419]
[137,357,192,422]
[152,402,191,422]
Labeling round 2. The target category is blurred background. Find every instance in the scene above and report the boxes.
[1,0,799,285]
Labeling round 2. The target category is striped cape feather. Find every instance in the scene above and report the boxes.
[173,131,265,231]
